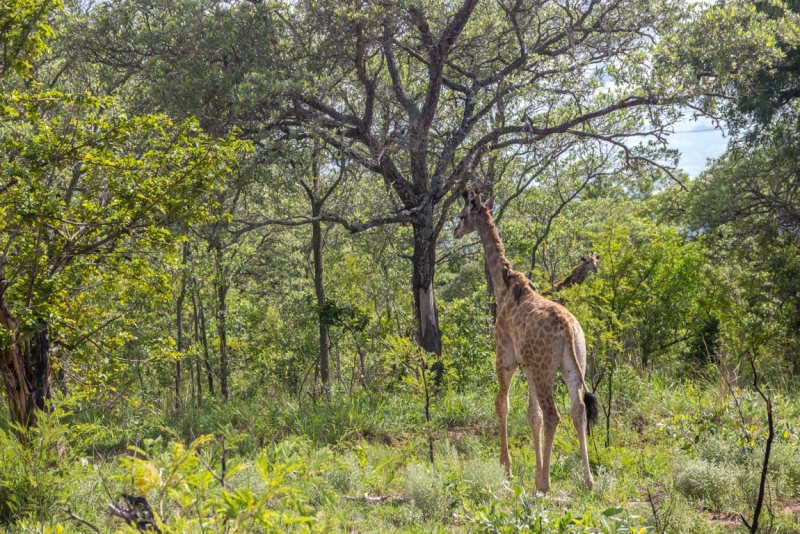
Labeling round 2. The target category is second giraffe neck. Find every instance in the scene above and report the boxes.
[475,216,514,296]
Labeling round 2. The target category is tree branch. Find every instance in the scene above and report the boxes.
[383,21,420,123]
[229,207,423,237]
[741,357,774,534]
[66,508,101,533]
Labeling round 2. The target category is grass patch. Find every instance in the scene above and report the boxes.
[2,367,799,532]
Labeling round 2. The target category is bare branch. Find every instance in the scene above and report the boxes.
[565,129,687,191]
[529,170,594,276]
[229,207,423,237]
[383,21,420,123]
[742,357,774,534]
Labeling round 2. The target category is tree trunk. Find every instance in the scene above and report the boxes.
[216,281,229,402]
[196,357,203,406]
[412,211,442,357]
[311,206,331,402]
[194,287,214,396]
[175,242,189,409]
[0,300,52,439]
[191,289,203,406]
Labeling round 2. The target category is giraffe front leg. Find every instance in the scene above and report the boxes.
[495,338,517,478]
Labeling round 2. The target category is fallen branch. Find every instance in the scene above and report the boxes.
[108,494,161,533]
[346,492,408,504]
[66,508,101,533]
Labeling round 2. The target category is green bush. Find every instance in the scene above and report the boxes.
[325,452,362,495]
[460,458,509,504]
[674,458,738,510]
[0,395,100,525]
[403,462,450,521]
[108,435,336,533]
[461,485,649,534]
[699,437,746,467]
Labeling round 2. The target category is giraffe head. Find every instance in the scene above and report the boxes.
[454,189,494,239]
[580,252,599,273]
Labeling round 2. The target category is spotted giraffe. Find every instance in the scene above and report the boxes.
[453,190,597,492]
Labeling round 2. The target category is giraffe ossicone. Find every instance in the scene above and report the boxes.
[453,189,597,493]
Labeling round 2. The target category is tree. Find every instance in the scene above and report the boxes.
[0,0,245,430]
[69,0,687,358]
[674,0,800,373]
[675,0,800,131]
[269,0,689,355]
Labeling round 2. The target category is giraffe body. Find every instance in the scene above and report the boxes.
[543,253,599,296]
[454,190,596,493]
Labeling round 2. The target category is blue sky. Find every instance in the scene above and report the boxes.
[667,115,729,177]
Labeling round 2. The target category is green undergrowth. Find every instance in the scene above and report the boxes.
[2,368,799,533]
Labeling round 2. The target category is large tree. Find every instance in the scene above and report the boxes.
[271,0,686,355]
[669,0,800,372]
[0,0,245,431]
[72,0,687,357]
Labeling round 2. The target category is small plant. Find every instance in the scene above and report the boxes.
[403,462,450,521]
[107,435,336,532]
[385,335,449,465]
[459,458,509,505]
[462,484,649,533]
[0,394,102,525]
[673,458,737,511]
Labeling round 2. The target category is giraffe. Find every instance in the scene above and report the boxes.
[541,252,599,296]
[453,190,597,493]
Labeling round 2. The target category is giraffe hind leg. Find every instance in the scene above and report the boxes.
[535,386,559,494]
[562,341,594,489]
[525,374,543,485]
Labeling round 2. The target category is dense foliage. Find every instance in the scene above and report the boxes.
[1,0,799,532]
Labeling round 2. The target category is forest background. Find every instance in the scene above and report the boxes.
[1,0,800,532]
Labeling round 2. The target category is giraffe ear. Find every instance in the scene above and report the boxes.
[485,195,495,211]
[470,196,481,212]
[595,254,600,260]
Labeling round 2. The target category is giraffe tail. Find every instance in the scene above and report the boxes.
[565,324,597,434]
[583,390,598,435]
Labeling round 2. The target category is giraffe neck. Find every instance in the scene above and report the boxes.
[474,214,514,301]
[572,263,590,283]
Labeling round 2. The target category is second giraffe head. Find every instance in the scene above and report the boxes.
[580,252,600,273]
[454,189,495,239]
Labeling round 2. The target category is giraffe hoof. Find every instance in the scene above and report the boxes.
[535,476,550,494]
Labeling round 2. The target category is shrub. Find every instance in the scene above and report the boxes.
[325,452,362,495]
[0,395,100,525]
[460,458,508,504]
[403,462,450,520]
[461,485,649,534]
[674,458,738,510]
[699,436,745,466]
[109,435,335,533]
